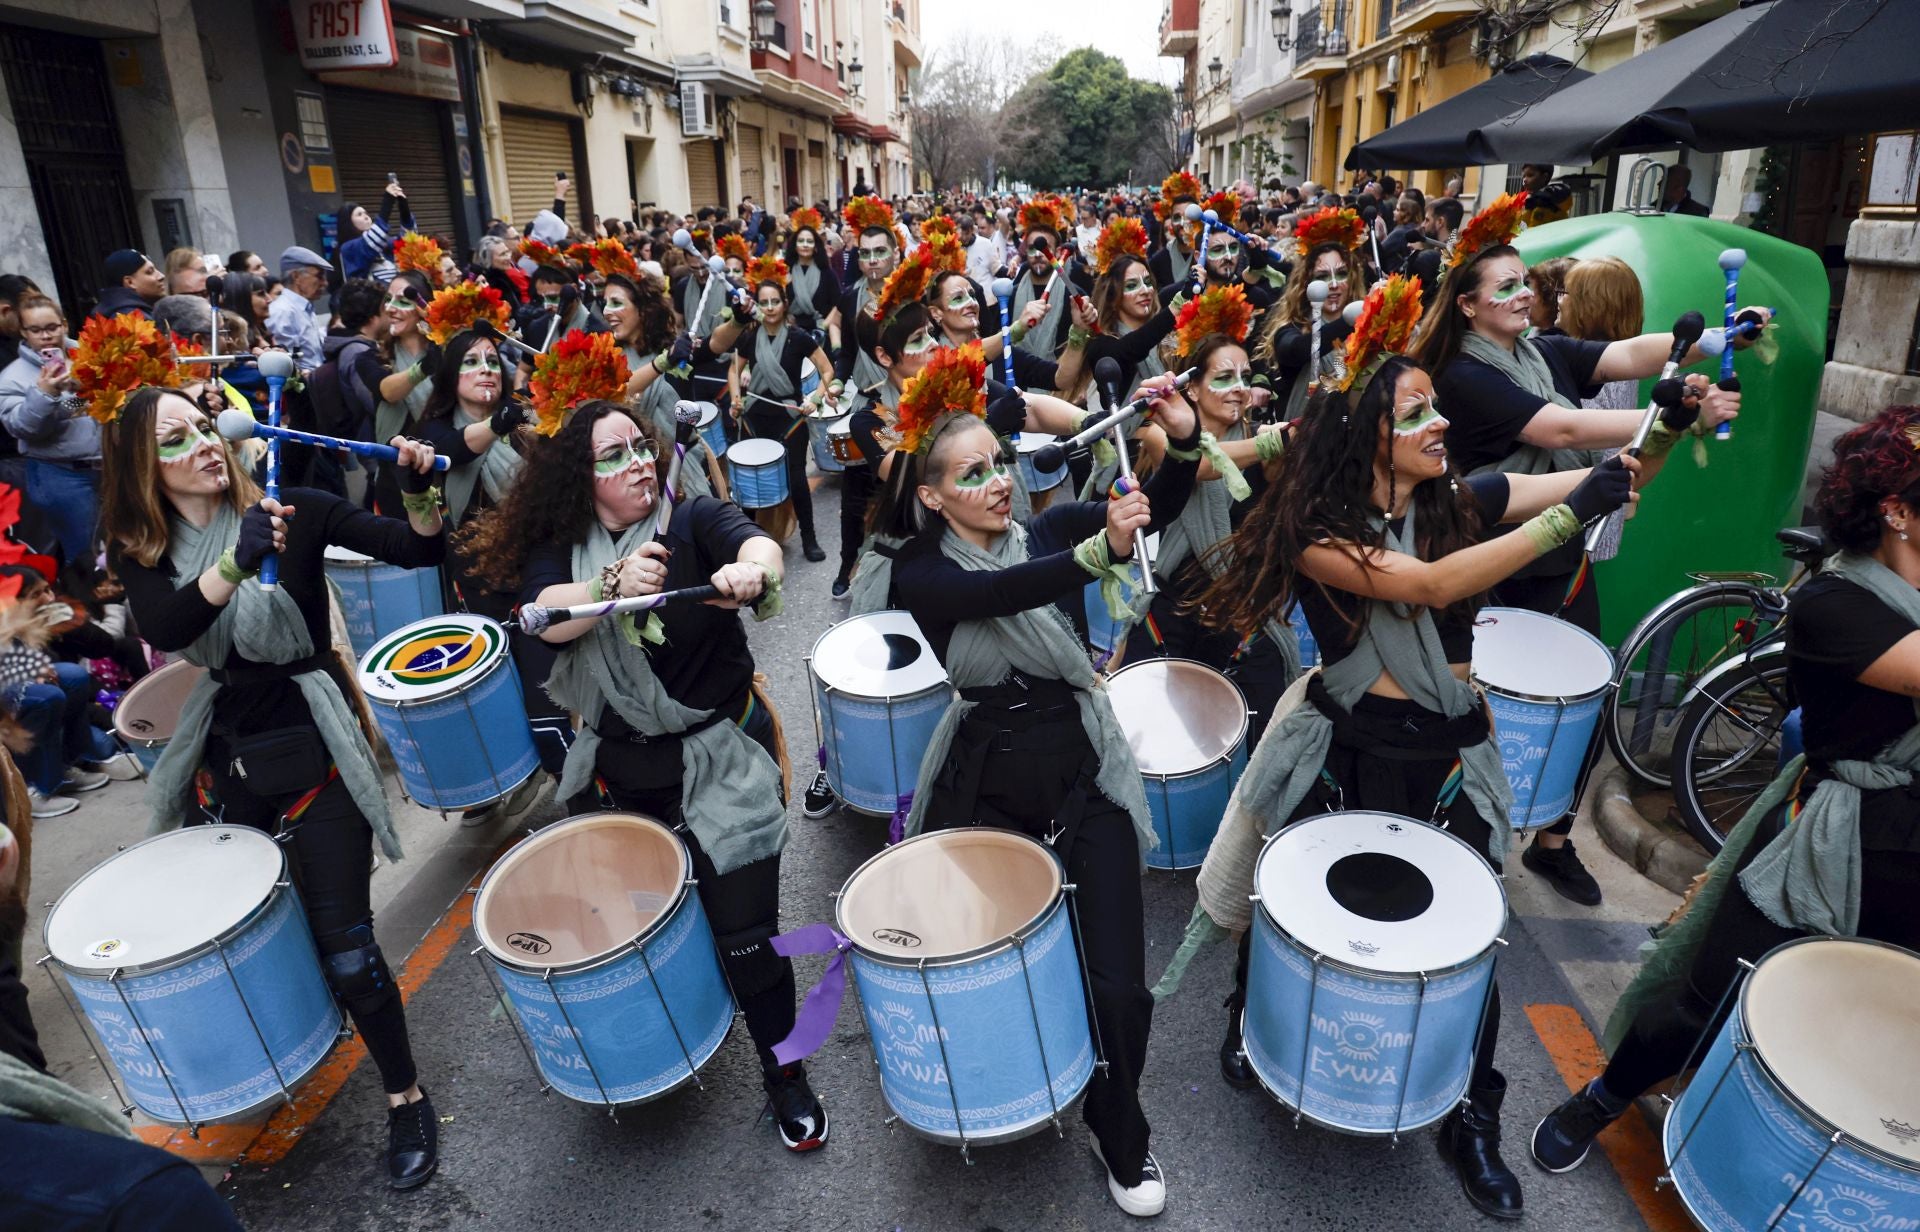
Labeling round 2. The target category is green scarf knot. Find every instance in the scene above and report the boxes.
[1074,530,1139,622]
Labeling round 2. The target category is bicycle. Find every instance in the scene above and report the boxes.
[1666,625,1794,854]
[1603,527,1830,789]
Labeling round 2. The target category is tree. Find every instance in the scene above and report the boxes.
[997,48,1175,189]
[909,33,1058,191]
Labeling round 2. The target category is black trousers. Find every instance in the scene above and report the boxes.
[839,464,876,573]
[1602,805,1920,1099]
[205,739,418,1095]
[923,711,1154,1187]
[742,410,815,539]
[1231,692,1505,1093]
[1488,568,1604,838]
[1143,590,1292,746]
[567,703,798,1070]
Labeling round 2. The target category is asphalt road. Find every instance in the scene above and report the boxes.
[222,475,1654,1232]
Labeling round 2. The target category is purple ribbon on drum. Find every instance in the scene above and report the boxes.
[768,922,852,1066]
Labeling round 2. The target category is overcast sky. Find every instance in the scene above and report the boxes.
[919,0,1179,84]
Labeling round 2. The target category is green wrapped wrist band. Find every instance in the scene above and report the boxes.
[1073,531,1138,621]
[400,489,439,517]
[1519,504,1581,555]
[216,548,255,585]
[1255,429,1286,464]
[1066,325,1091,349]
[749,564,784,622]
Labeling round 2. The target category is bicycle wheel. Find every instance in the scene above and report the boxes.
[1606,583,1777,789]
[1669,650,1793,855]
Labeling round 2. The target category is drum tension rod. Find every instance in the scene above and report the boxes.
[35,955,135,1118]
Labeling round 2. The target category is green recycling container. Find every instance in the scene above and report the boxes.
[1513,211,1829,644]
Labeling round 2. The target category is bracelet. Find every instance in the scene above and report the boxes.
[1066,325,1092,349]
[1518,504,1581,555]
[1642,420,1680,460]
[400,488,439,517]
[587,574,605,603]
[599,561,625,601]
[1255,428,1287,463]
[1009,320,1029,345]
[406,361,427,385]
[216,548,255,585]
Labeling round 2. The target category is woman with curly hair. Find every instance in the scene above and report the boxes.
[460,399,828,1154]
[1531,402,1920,1181]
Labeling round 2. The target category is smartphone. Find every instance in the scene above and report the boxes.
[557,170,570,180]
[387,171,399,185]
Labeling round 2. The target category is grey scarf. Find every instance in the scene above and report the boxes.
[375,338,432,448]
[902,522,1156,857]
[790,261,822,320]
[850,284,888,390]
[625,345,713,499]
[680,268,725,338]
[747,323,798,409]
[442,410,522,527]
[0,1051,134,1140]
[146,504,399,858]
[545,517,787,876]
[1459,332,1606,476]
[1011,266,1071,357]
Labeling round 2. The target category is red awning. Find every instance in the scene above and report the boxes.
[832,113,873,137]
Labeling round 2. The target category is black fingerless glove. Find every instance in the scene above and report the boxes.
[233,503,280,573]
[668,334,695,369]
[1565,455,1634,523]
[985,385,1026,435]
[1655,378,1700,434]
[397,440,435,494]
[490,401,529,436]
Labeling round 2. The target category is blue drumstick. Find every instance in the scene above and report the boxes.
[254,351,295,590]
[1186,203,1256,247]
[1715,249,1745,441]
[991,276,1018,391]
[215,408,451,471]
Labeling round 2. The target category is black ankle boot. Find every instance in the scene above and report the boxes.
[1437,1071,1522,1220]
[386,1088,439,1190]
[1219,999,1258,1090]
[802,531,826,562]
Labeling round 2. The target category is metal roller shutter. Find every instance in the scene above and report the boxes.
[737,124,763,206]
[329,89,457,246]
[499,108,580,228]
[686,139,720,213]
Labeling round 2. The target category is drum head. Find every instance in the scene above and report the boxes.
[1745,937,1920,1166]
[1106,658,1247,776]
[729,437,786,466]
[475,813,688,969]
[1471,607,1613,700]
[112,659,206,746]
[810,611,947,697]
[358,614,507,702]
[322,544,373,565]
[826,417,852,435]
[837,829,1061,962]
[1017,432,1058,456]
[695,403,718,429]
[1256,812,1505,974]
[45,826,282,971]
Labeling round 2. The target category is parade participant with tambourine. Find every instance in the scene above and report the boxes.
[869,344,1209,1218]
[728,253,837,562]
[94,317,447,1189]
[1161,277,1639,1221]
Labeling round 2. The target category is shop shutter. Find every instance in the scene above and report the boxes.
[686,139,720,212]
[499,108,580,228]
[328,89,457,247]
[737,123,763,207]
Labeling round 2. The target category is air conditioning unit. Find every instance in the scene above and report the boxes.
[1382,53,1400,86]
[680,81,715,137]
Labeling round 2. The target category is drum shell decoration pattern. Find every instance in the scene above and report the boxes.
[697,404,728,459]
[485,893,735,1106]
[727,438,790,510]
[1140,742,1248,870]
[848,896,1096,1144]
[815,682,950,816]
[1472,608,1614,828]
[52,886,341,1124]
[324,550,443,662]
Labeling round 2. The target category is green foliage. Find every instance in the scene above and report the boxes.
[997,48,1176,189]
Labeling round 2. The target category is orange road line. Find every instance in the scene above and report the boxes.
[1524,1003,1693,1232]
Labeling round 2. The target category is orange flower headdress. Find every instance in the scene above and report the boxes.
[529,330,631,437]
[1337,274,1424,394]
[424,281,512,345]
[1173,285,1255,362]
[744,253,789,290]
[920,215,958,243]
[716,232,752,266]
[394,233,445,283]
[895,343,988,455]
[1095,217,1149,276]
[71,314,184,423]
[789,206,825,235]
[519,237,574,271]
[568,238,640,280]
[1294,207,1365,261]
[842,196,896,238]
[1446,191,1527,273]
[1154,171,1203,222]
[924,232,967,276]
[872,245,937,326]
[1017,195,1070,240]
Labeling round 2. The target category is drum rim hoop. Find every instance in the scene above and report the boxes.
[807,612,952,697]
[44,825,294,977]
[727,438,789,464]
[473,811,697,975]
[1473,679,1611,707]
[835,827,1068,969]
[1251,812,1510,980]
[1107,656,1251,772]
[1469,606,1615,701]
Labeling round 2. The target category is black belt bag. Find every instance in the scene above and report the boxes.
[594,693,747,791]
[221,726,331,797]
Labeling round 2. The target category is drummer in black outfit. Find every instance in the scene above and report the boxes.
[1409,195,1747,905]
[1252,239,1356,421]
[870,351,1209,1218]
[782,220,840,339]
[103,386,446,1189]
[1532,403,1920,1176]
[464,399,828,1153]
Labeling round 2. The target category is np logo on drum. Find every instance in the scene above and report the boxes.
[506,932,552,957]
[872,927,921,948]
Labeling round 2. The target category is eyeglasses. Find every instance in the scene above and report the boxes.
[20,321,63,336]
[1121,277,1154,294]
[857,246,893,261]
[943,290,975,310]
[157,422,219,460]
[592,439,657,477]
[459,352,503,374]
[1206,369,1253,392]
[953,461,1013,490]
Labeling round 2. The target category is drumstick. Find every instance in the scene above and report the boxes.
[1583,311,1706,553]
[514,584,720,635]
[659,402,703,527]
[216,409,451,471]
[256,351,295,590]
[1714,249,1744,442]
[1095,358,1154,596]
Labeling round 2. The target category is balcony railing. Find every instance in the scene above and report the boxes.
[1376,0,1392,39]
[1294,11,1319,60]
[1293,0,1351,71]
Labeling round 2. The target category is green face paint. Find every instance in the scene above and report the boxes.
[592,440,656,477]
[385,295,417,312]
[1393,393,1445,436]
[1207,369,1252,393]
[1488,279,1528,304]
[902,330,936,356]
[157,422,218,461]
[953,461,1012,491]
[1207,242,1241,263]
[1122,276,1153,294]
[460,350,503,374]
[858,246,893,262]
[944,289,975,310]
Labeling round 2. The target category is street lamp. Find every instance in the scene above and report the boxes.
[750,0,776,48]
[1208,56,1223,88]
[1172,82,1186,110]
[1270,0,1292,51]
[848,57,864,94]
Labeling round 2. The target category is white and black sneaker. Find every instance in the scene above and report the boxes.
[762,1062,829,1152]
[1090,1131,1166,1217]
[801,770,836,819]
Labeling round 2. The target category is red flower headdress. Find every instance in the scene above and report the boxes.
[1154,171,1203,222]
[744,253,789,290]
[895,343,988,455]
[716,232,752,266]
[1447,191,1527,272]
[71,314,184,424]
[1337,275,1424,394]
[1017,195,1070,240]
[518,237,574,271]
[789,206,825,235]
[1294,207,1365,261]
[872,245,937,326]
[529,330,631,437]
[1173,284,1254,362]
[1095,217,1149,276]
[569,238,640,280]
[920,215,958,243]
[842,196,896,239]
[394,233,445,283]
[424,281,512,345]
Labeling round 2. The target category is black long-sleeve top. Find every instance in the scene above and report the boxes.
[893,424,1204,663]
[1083,307,1176,397]
[116,489,445,733]
[832,281,877,381]
[1263,318,1353,413]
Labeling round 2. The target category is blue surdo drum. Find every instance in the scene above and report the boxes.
[689,401,727,460]
[1107,658,1249,870]
[1016,433,1067,495]
[726,436,790,510]
[1241,812,1506,1137]
[42,826,342,1125]
[1664,937,1920,1231]
[1286,602,1320,670]
[110,658,204,774]
[807,611,953,817]
[357,614,540,811]
[474,813,735,1106]
[324,544,443,663]
[837,828,1096,1150]
[809,405,848,475]
[1471,607,1614,828]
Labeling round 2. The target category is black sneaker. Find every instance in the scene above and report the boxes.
[801,770,836,819]
[386,1088,439,1190]
[763,1062,829,1152]
[1522,836,1603,906]
[831,574,850,600]
[1531,1080,1627,1173]
[802,534,827,563]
